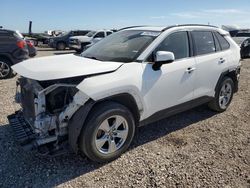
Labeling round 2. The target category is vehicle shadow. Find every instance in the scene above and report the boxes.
[0,105,217,187]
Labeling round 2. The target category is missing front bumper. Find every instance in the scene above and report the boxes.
[8,111,70,156]
[7,111,37,151]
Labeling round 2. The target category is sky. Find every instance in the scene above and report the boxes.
[1,0,250,33]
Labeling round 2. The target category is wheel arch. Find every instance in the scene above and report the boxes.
[68,93,141,153]
[215,68,240,93]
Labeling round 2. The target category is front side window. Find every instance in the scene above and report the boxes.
[192,31,215,55]
[155,31,189,60]
[86,31,96,37]
[214,32,230,50]
[82,30,160,62]
[107,32,113,36]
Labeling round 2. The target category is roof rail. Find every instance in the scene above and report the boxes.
[162,24,218,31]
[118,25,149,31]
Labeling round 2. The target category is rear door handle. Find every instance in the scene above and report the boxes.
[219,58,226,64]
[186,67,196,73]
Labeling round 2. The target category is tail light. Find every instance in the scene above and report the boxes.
[17,40,26,49]
[26,41,33,47]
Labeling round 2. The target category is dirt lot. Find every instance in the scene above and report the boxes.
[0,48,249,188]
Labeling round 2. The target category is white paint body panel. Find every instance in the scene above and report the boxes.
[14,25,241,122]
[140,58,196,119]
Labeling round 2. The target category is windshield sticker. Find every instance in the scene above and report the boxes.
[140,32,160,37]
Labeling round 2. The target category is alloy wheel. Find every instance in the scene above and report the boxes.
[0,61,10,78]
[95,115,129,154]
[219,82,232,109]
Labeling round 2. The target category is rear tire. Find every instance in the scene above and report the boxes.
[56,42,66,50]
[0,57,14,79]
[33,40,38,46]
[208,77,234,112]
[79,101,136,163]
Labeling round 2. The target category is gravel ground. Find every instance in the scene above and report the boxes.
[0,48,249,188]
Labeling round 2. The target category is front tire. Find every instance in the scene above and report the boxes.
[79,102,136,163]
[208,77,234,112]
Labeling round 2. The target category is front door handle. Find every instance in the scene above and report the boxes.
[219,58,226,64]
[186,67,196,73]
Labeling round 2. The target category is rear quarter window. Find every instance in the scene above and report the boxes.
[0,31,15,41]
[214,32,230,50]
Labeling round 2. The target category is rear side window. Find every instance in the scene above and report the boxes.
[214,32,230,50]
[0,31,15,40]
[155,31,190,60]
[192,31,215,55]
[94,32,105,38]
[0,31,10,37]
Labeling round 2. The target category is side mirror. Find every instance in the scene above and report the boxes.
[152,51,175,71]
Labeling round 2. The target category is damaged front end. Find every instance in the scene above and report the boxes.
[8,77,89,155]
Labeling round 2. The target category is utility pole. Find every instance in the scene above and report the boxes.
[29,21,32,34]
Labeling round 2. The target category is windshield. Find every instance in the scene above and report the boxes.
[81,30,160,62]
[58,31,69,37]
[86,31,96,37]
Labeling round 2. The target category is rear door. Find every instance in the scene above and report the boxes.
[192,31,230,98]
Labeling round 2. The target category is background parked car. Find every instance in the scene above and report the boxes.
[25,40,37,57]
[232,29,250,46]
[69,30,113,53]
[23,33,50,46]
[0,29,29,79]
[240,38,250,58]
[48,30,91,50]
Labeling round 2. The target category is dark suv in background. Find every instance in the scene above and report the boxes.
[48,30,91,50]
[0,29,29,79]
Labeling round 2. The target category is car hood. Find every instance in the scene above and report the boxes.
[12,54,123,81]
[70,36,91,42]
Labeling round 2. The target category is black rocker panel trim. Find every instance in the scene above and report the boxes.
[139,96,213,126]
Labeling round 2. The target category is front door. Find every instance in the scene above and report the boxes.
[141,31,196,118]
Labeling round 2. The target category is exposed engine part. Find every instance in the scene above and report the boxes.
[17,77,90,139]
[46,86,78,114]
[58,91,90,129]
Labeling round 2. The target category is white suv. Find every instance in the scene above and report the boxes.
[9,25,241,162]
